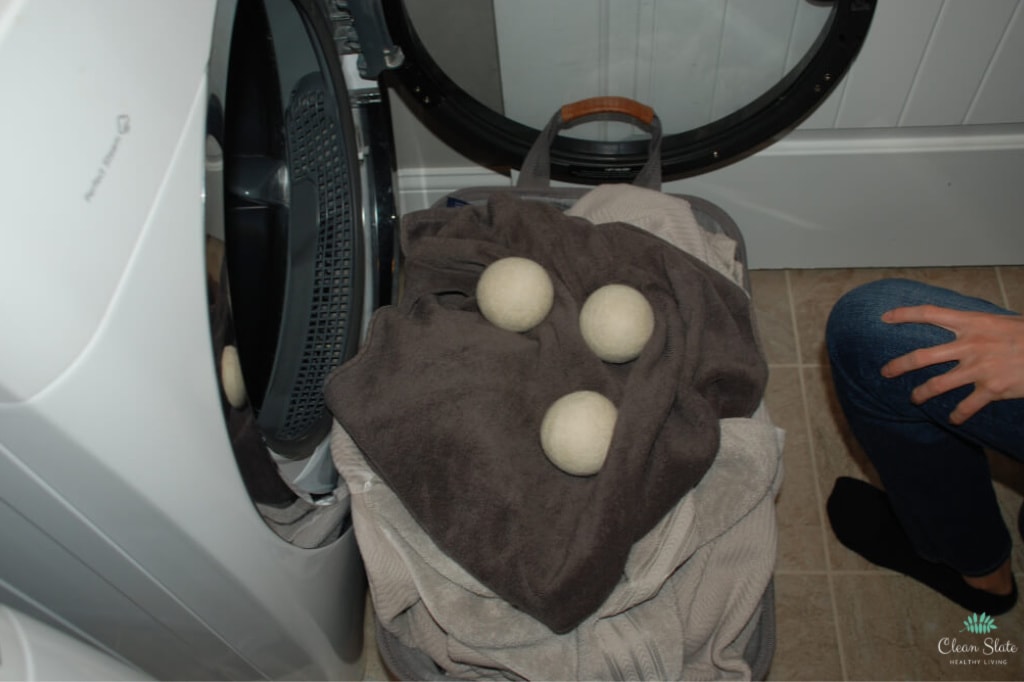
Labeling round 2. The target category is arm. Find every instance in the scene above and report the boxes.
[880,305,1024,425]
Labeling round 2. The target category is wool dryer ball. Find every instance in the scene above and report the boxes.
[476,257,554,332]
[579,284,655,363]
[540,390,618,476]
[220,344,248,409]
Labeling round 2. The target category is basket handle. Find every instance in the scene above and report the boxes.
[560,96,656,125]
[517,96,662,190]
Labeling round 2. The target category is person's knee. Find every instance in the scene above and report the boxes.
[828,279,912,353]
[826,279,939,384]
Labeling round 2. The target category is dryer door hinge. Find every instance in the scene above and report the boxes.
[324,0,404,79]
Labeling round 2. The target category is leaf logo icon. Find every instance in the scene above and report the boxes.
[960,612,998,635]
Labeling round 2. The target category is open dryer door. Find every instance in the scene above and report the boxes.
[340,0,876,183]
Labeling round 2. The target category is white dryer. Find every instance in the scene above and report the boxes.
[0,0,376,679]
[0,1,875,679]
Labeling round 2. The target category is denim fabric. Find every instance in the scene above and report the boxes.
[826,278,1024,576]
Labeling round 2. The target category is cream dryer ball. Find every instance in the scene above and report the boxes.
[476,257,554,332]
[579,284,655,363]
[540,390,618,476]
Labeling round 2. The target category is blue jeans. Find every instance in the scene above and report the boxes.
[826,278,1024,577]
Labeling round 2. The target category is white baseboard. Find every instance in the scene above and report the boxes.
[397,125,1024,269]
[396,168,510,213]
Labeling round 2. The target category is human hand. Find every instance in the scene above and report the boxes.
[879,305,1024,425]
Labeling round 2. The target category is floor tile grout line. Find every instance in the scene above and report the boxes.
[786,269,850,681]
[995,266,1010,310]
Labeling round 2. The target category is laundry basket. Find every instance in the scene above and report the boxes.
[328,98,784,681]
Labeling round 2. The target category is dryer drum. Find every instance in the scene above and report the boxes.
[223,0,364,459]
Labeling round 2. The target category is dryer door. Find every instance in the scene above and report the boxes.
[207,0,367,469]
[360,0,876,183]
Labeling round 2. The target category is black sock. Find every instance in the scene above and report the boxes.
[827,476,1017,616]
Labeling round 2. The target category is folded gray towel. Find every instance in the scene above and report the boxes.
[324,192,767,633]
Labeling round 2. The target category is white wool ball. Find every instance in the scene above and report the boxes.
[579,284,654,363]
[221,344,248,408]
[476,257,554,332]
[540,390,618,476]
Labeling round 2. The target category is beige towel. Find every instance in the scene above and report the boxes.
[567,184,745,288]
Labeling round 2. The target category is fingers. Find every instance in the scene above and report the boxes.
[881,304,971,331]
[905,365,970,405]
[891,364,990,424]
[875,304,1024,424]
[949,389,993,425]
[879,305,966,378]
[880,342,960,379]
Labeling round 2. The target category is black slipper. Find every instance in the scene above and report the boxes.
[827,476,1017,616]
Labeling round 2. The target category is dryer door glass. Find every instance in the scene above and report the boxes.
[381,0,876,181]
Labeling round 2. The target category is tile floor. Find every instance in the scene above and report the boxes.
[360,266,1024,681]
[755,266,1024,682]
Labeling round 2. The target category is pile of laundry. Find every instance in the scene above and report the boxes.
[326,184,784,680]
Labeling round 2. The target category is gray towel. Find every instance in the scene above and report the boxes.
[323,192,768,632]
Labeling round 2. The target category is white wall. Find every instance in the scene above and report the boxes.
[390,0,1024,268]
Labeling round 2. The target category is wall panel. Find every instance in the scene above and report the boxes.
[832,0,943,128]
[965,0,1024,125]
[899,0,1018,127]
